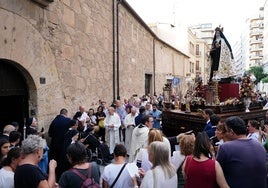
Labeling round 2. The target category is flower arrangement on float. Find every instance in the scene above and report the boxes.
[239,74,255,112]
[239,74,254,98]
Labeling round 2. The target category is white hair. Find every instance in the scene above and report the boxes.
[3,125,15,134]
[21,135,46,155]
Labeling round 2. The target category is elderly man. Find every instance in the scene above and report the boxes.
[104,107,121,154]
[217,116,267,188]
[115,100,127,142]
[78,106,89,130]
[0,124,15,141]
[124,107,138,155]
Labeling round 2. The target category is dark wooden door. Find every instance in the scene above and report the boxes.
[0,60,28,132]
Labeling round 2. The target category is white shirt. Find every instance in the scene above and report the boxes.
[80,112,89,122]
[247,132,260,142]
[102,163,134,188]
[134,148,152,172]
[89,115,97,126]
[79,112,89,131]
[171,150,185,170]
[140,165,177,188]
[0,168,14,188]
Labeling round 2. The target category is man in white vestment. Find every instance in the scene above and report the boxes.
[104,107,121,154]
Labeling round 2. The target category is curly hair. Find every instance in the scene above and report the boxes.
[21,135,46,155]
[179,134,195,156]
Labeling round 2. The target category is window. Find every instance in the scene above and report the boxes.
[145,74,152,95]
[196,45,200,55]
[189,62,195,73]
[196,61,200,70]
[189,42,194,55]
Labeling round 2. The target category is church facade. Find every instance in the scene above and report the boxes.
[0,0,189,130]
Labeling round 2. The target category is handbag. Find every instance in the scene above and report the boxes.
[98,119,104,128]
[110,163,127,188]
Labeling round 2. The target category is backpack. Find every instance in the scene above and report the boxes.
[70,163,100,188]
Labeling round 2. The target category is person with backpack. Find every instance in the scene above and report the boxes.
[102,144,138,188]
[59,141,100,188]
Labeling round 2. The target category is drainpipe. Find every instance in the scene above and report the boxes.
[116,0,121,100]
[153,38,156,96]
[112,0,116,101]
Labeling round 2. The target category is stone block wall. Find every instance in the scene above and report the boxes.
[0,0,189,130]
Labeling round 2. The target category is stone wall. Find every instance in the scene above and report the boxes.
[0,0,189,130]
[118,4,154,99]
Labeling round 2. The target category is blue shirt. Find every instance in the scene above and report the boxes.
[149,109,162,129]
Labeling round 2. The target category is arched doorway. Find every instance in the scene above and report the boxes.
[0,60,29,133]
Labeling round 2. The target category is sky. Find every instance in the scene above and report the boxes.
[126,0,265,45]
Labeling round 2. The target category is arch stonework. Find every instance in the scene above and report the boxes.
[0,9,61,128]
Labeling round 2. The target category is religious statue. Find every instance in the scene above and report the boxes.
[209,27,235,82]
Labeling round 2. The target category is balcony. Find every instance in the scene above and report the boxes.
[249,39,262,45]
[250,47,263,52]
[250,30,263,36]
[250,23,259,28]
[249,55,263,60]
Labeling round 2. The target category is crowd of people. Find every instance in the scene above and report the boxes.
[0,93,267,188]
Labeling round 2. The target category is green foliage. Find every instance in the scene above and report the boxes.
[248,66,267,84]
[261,77,268,83]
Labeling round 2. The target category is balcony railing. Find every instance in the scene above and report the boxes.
[249,39,262,44]
[250,30,263,36]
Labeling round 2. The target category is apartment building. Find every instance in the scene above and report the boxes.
[249,7,264,68]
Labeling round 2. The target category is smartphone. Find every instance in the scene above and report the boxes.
[136,160,142,168]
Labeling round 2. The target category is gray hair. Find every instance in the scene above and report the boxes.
[149,141,176,179]
[3,124,15,134]
[21,135,46,155]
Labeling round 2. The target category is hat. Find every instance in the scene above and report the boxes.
[26,117,34,126]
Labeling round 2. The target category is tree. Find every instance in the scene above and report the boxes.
[248,66,267,84]
[261,77,268,83]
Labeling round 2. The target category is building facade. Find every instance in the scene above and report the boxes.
[263,0,268,72]
[249,8,264,68]
[0,0,189,131]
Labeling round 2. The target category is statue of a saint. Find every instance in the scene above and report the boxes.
[209,27,235,82]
